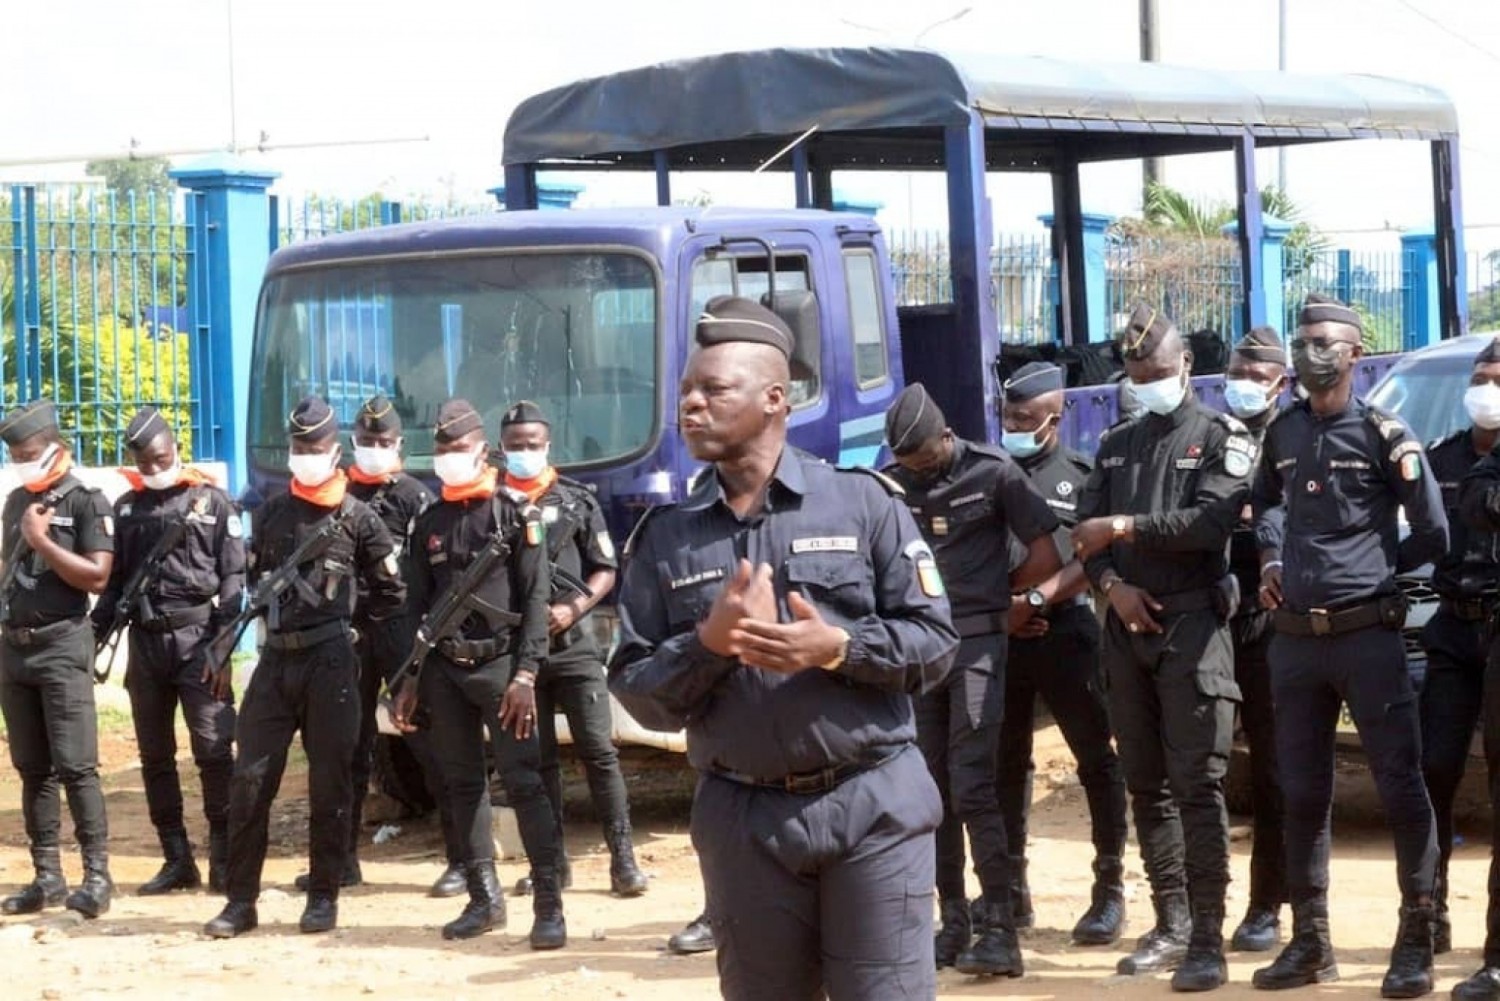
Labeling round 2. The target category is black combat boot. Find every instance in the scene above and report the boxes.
[299,895,338,934]
[933,898,972,968]
[956,897,1024,978]
[1231,905,1281,952]
[429,859,467,898]
[668,912,716,954]
[138,828,202,896]
[1171,901,1228,992]
[1379,903,1434,999]
[203,900,258,938]
[1434,867,1452,955]
[1073,855,1127,946]
[295,857,361,892]
[606,820,648,897]
[529,866,568,950]
[1453,966,1500,1000]
[1011,856,1035,929]
[1,845,68,915]
[1117,890,1191,975]
[1251,898,1339,990]
[442,861,507,941]
[207,823,229,894]
[65,847,114,919]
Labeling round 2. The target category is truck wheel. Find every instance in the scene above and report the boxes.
[372,734,437,817]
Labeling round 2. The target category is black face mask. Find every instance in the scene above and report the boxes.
[1291,341,1346,392]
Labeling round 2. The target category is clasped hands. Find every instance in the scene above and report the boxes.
[697,559,845,673]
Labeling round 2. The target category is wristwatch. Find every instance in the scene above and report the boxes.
[1111,515,1129,540]
[821,628,851,671]
[1024,588,1046,611]
[1100,574,1122,595]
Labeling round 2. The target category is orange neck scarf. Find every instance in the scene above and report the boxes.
[443,465,499,504]
[23,451,73,494]
[347,463,401,486]
[290,467,349,508]
[118,464,218,493]
[504,466,558,504]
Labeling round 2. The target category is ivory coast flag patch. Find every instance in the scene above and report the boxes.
[905,539,945,598]
[525,520,544,547]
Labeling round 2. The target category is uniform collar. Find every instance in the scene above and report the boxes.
[1016,439,1059,472]
[681,447,811,513]
[1143,389,1198,429]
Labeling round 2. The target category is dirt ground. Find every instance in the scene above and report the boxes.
[0,709,1494,1001]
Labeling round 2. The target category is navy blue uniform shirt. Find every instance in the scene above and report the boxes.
[1427,429,1500,599]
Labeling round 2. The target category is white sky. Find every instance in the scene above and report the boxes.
[2,0,1497,255]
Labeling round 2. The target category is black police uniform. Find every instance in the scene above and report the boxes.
[1418,428,1498,952]
[610,448,959,1001]
[1002,442,1127,920]
[1077,391,1250,964]
[93,470,245,892]
[1251,396,1445,957]
[885,440,1056,934]
[0,462,115,915]
[223,482,406,908]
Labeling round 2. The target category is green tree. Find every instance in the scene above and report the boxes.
[84,157,173,199]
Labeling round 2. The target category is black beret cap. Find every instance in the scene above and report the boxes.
[0,400,58,446]
[500,400,550,428]
[1297,292,1362,332]
[1233,325,1286,365]
[433,398,484,444]
[355,395,401,435]
[1476,336,1500,366]
[694,295,794,359]
[884,382,946,456]
[287,396,338,443]
[1003,362,1064,402]
[124,405,171,450]
[1118,302,1179,361]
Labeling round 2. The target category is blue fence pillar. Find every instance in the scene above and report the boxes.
[1038,212,1113,342]
[488,182,584,209]
[1402,229,1438,350]
[170,155,279,495]
[1221,216,1291,339]
[831,194,885,217]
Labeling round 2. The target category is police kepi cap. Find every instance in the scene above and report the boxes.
[355,395,401,435]
[0,399,58,446]
[1297,292,1363,332]
[1003,362,1064,403]
[885,383,946,456]
[287,396,338,443]
[694,295,794,359]
[500,400,550,428]
[1118,302,1179,361]
[124,405,171,450]
[433,398,484,443]
[1233,326,1286,365]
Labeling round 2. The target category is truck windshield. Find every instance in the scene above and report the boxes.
[1367,356,1471,446]
[249,251,659,471]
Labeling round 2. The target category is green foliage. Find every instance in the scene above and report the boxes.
[85,157,173,199]
[1470,249,1500,332]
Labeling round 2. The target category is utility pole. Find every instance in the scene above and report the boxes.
[1277,0,1288,192]
[1140,0,1162,203]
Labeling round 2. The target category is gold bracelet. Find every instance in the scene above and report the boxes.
[511,673,536,688]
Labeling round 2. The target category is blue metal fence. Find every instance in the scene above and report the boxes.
[1285,247,1413,352]
[270,194,495,249]
[1105,236,1242,339]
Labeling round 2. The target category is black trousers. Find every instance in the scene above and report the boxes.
[225,633,359,902]
[1418,607,1486,901]
[1231,611,1286,910]
[914,631,1009,903]
[1478,640,1500,965]
[998,607,1127,862]
[421,655,558,870]
[1270,626,1438,903]
[536,651,630,836]
[125,620,235,838]
[0,618,107,850]
[1103,608,1237,903]
[695,744,940,1001]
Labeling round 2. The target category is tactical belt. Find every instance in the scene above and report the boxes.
[953,610,1008,639]
[264,620,351,651]
[3,617,83,648]
[710,744,906,795]
[1440,596,1494,623]
[134,603,214,633]
[438,635,513,667]
[1273,601,1384,637]
[1152,589,1217,616]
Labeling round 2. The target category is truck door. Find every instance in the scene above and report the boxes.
[832,235,899,468]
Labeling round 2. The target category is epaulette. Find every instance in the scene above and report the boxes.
[839,465,906,497]
[1209,411,1250,435]
[622,503,673,558]
[1063,447,1094,473]
[556,473,596,495]
[1360,401,1408,442]
[966,442,1010,462]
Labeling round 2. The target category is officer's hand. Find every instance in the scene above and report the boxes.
[200,656,234,701]
[698,559,776,657]
[731,591,845,674]
[1259,565,1285,609]
[499,678,538,739]
[1108,583,1163,635]
[547,602,579,636]
[391,678,421,733]
[1009,602,1050,639]
[1070,518,1115,561]
[20,503,52,548]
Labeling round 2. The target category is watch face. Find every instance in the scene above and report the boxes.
[1027,590,1045,608]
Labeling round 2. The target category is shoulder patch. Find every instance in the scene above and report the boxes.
[622,504,673,559]
[842,465,906,497]
[226,512,244,539]
[1212,411,1250,435]
[1390,440,1423,464]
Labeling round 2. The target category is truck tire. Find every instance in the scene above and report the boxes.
[372,735,437,818]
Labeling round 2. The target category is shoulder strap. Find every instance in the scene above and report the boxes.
[839,465,906,497]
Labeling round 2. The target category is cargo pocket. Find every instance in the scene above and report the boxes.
[1195,662,1242,703]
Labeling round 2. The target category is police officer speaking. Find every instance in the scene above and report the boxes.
[92,406,245,897]
[0,400,116,919]
[204,396,407,939]
[1252,294,1446,998]
[996,361,1129,947]
[1072,304,1251,992]
[884,381,1061,977]
[609,296,959,1000]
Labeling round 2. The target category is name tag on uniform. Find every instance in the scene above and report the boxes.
[670,567,726,590]
[931,517,949,536]
[791,536,858,554]
[1276,458,1296,470]
[1101,457,1125,469]
[1174,458,1202,470]
[1328,458,1370,471]
[948,492,986,508]
[51,516,74,528]
[1045,498,1077,512]
[186,512,218,525]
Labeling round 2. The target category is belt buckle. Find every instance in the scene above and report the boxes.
[783,768,834,794]
[1308,608,1331,637]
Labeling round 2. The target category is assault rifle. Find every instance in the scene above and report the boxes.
[93,517,189,682]
[0,488,63,626]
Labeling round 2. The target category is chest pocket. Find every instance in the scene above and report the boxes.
[660,562,726,632]
[784,553,871,622]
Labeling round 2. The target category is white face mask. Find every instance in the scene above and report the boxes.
[288,448,339,487]
[433,447,484,487]
[1131,370,1188,416]
[1465,383,1500,430]
[12,443,61,487]
[353,444,401,477]
[1224,378,1273,418]
[141,461,181,491]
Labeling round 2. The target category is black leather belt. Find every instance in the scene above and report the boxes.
[710,745,905,795]
[1153,589,1217,616]
[438,635,512,666]
[952,610,1008,639]
[1274,601,1384,637]
[1440,596,1494,623]
[135,603,214,633]
[4,617,82,648]
[264,620,351,651]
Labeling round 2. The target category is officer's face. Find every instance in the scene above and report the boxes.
[678,344,787,461]
[433,428,486,458]
[1225,356,1287,395]
[499,422,550,453]
[1470,362,1500,390]
[353,429,400,450]
[7,433,56,464]
[1001,395,1061,439]
[289,437,339,458]
[895,431,954,484]
[1123,350,1187,386]
[132,431,177,475]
